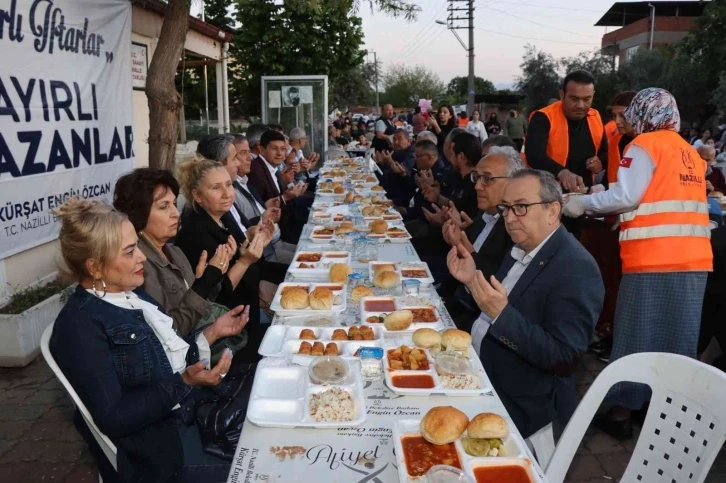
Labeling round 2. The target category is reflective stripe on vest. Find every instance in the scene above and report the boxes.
[619,200,709,223]
[620,223,711,242]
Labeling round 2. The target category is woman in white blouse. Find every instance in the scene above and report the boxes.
[465,109,488,143]
[50,199,249,482]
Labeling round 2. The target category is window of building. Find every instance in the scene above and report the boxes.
[624,45,640,63]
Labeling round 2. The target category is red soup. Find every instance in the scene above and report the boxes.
[391,374,435,389]
[473,465,533,483]
[401,436,461,477]
[364,299,396,312]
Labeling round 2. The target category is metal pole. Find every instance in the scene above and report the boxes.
[467,0,475,116]
[648,3,655,50]
[201,1,210,133]
[373,51,380,115]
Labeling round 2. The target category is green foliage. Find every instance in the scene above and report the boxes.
[330,62,378,108]
[231,0,366,115]
[444,76,496,105]
[201,0,235,31]
[0,279,69,315]
[516,45,561,113]
[381,64,445,107]
[679,0,726,90]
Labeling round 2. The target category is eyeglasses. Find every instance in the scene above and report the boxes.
[497,201,554,217]
[470,172,509,185]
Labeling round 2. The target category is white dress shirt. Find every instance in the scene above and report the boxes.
[581,144,655,215]
[236,176,281,243]
[259,155,282,194]
[471,227,559,356]
[88,290,211,372]
[228,205,248,235]
[473,212,500,253]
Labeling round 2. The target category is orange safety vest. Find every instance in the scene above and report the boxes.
[605,121,623,187]
[523,101,604,168]
[618,130,713,274]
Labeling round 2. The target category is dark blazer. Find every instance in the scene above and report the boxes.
[479,225,604,438]
[50,286,199,482]
[247,155,283,203]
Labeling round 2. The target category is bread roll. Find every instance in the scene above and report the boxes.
[371,185,385,192]
[372,206,385,216]
[370,219,388,234]
[309,287,334,310]
[413,328,442,354]
[328,263,352,283]
[334,225,354,235]
[324,342,339,356]
[345,192,355,203]
[333,186,345,194]
[467,413,509,440]
[384,310,413,331]
[420,406,469,445]
[299,341,312,355]
[361,206,375,216]
[373,270,400,289]
[353,195,364,202]
[332,329,348,341]
[311,341,324,356]
[350,285,374,302]
[280,287,309,309]
[372,263,396,274]
[441,328,472,353]
[300,329,316,340]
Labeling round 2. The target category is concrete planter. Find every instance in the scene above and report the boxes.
[0,293,63,367]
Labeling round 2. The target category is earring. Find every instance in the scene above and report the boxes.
[92,279,107,298]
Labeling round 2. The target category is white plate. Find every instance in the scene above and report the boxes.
[258,325,384,359]
[270,282,347,316]
[383,345,492,396]
[288,251,352,280]
[360,296,445,332]
[247,360,367,429]
[309,226,357,244]
[392,419,539,483]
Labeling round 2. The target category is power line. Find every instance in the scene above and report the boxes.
[401,27,447,60]
[474,26,600,45]
[396,1,449,58]
[482,2,603,13]
[487,5,602,38]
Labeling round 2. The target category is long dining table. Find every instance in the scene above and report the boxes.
[226,156,549,483]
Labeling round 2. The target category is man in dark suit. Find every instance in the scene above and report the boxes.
[439,146,524,330]
[448,169,604,438]
[247,130,308,243]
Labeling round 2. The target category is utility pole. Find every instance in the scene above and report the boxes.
[442,0,475,115]
[373,51,380,115]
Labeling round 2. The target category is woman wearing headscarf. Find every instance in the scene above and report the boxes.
[564,88,713,440]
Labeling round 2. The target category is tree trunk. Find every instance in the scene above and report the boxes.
[146,0,191,171]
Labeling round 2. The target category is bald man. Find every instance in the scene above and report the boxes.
[373,104,397,152]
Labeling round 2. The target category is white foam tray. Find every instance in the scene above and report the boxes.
[308,226,356,244]
[382,345,492,397]
[392,418,541,483]
[360,296,445,332]
[368,261,434,287]
[287,251,352,280]
[247,360,367,429]
[258,325,384,360]
[270,282,347,316]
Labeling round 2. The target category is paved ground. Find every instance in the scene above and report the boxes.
[0,353,724,482]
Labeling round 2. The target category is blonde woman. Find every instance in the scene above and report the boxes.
[50,199,250,482]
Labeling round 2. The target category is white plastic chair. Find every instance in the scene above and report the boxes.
[546,353,726,483]
[40,324,117,481]
[526,422,555,468]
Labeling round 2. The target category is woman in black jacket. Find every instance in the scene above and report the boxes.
[174,157,287,359]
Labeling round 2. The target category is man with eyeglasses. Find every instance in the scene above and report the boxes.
[447,169,603,438]
[439,146,523,327]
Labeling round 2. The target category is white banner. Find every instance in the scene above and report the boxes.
[0,0,134,259]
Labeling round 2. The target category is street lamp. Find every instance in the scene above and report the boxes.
[436,5,475,115]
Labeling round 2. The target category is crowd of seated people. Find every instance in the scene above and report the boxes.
[51,84,726,481]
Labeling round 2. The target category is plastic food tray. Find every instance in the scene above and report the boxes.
[247,360,367,429]
[309,226,357,244]
[360,296,445,332]
[382,345,492,396]
[392,419,541,483]
[258,325,384,359]
[397,261,435,286]
[366,226,412,243]
[270,282,347,316]
[288,251,352,279]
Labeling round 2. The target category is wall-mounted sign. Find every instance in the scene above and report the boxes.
[131,42,148,90]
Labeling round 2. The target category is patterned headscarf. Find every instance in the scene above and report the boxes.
[624,87,681,135]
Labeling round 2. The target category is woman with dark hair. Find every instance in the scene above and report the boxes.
[113,168,259,337]
[485,112,502,135]
[427,104,456,157]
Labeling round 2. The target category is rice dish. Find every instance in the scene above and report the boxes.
[308,387,355,422]
[439,374,481,390]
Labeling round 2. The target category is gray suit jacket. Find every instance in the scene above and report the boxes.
[479,225,604,438]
